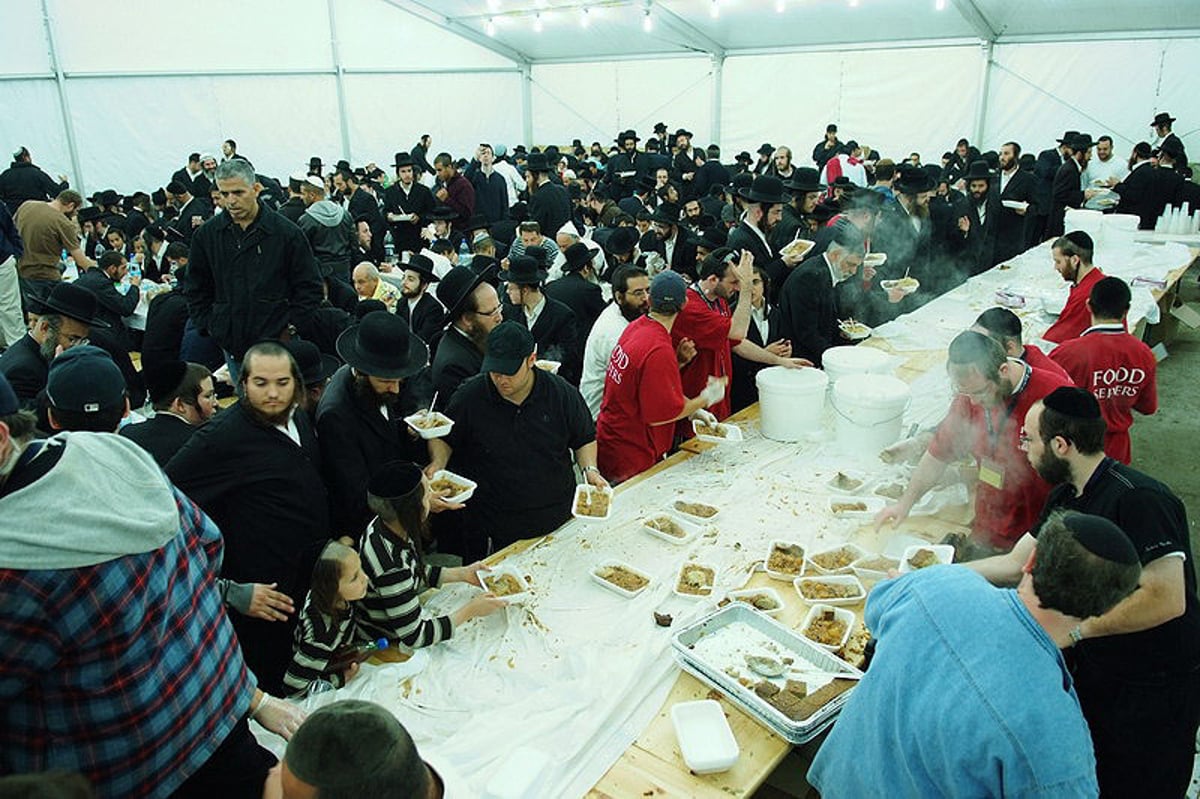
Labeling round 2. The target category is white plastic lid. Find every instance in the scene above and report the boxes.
[756,365,828,392]
[671,700,740,774]
[822,345,889,372]
[832,374,910,407]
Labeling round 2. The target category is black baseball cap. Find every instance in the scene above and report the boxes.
[482,321,535,376]
[46,345,126,413]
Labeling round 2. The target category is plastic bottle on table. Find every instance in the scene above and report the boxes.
[326,637,390,674]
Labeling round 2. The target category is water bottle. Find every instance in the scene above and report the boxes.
[128,261,141,280]
[384,231,395,262]
[327,637,390,673]
[458,237,470,260]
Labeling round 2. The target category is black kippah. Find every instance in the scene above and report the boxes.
[367,460,423,500]
[1063,230,1093,250]
[1062,512,1139,565]
[1042,386,1101,419]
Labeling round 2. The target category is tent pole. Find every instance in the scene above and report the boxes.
[520,63,533,148]
[710,54,724,148]
[973,40,994,144]
[326,0,353,165]
[39,0,84,196]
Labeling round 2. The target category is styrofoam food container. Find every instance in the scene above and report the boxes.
[482,746,551,799]
[428,469,477,504]
[404,410,454,439]
[641,512,701,546]
[863,252,887,267]
[674,561,718,599]
[838,320,872,340]
[882,532,930,559]
[898,543,956,573]
[781,238,815,259]
[850,553,901,583]
[828,495,886,519]
[880,277,920,295]
[718,587,785,616]
[764,539,807,581]
[671,700,740,774]
[571,484,614,522]
[794,574,866,607]
[692,419,744,444]
[806,543,870,575]
[591,560,651,598]
[534,359,561,374]
[1001,199,1029,211]
[670,498,721,524]
[825,469,869,494]
[479,564,531,604]
[800,603,856,651]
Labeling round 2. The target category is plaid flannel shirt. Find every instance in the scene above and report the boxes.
[0,488,255,798]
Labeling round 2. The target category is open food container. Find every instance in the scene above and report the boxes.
[670,498,720,524]
[716,587,785,616]
[838,319,872,340]
[880,277,920,295]
[571,484,613,522]
[806,543,870,575]
[794,574,866,607]
[428,469,477,504]
[850,553,900,583]
[641,512,701,546]
[827,495,885,519]
[826,470,869,494]
[764,540,806,581]
[800,604,856,652]
[479,564,531,604]
[404,409,454,439]
[692,419,744,444]
[590,560,652,598]
[898,543,955,573]
[674,561,718,599]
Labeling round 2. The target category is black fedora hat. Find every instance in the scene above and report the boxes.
[562,241,596,273]
[404,253,440,282]
[308,156,323,170]
[1151,112,1176,127]
[392,152,413,169]
[783,167,825,194]
[843,187,884,211]
[499,254,547,284]
[653,122,668,134]
[427,205,459,221]
[810,200,840,224]
[285,339,340,386]
[437,264,490,325]
[896,164,936,195]
[42,282,110,328]
[649,201,682,226]
[737,175,786,205]
[77,206,103,224]
[98,189,122,206]
[673,128,693,140]
[605,226,639,256]
[735,151,752,164]
[335,311,428,380]
[615,129,640,143]
[963,160,995,181]
[1056,129,1080,144]
[696,226,728,250]
[465,214,489,233]
[757,143,774,156]
[526,152,552,173]
[1069,133,1095,151]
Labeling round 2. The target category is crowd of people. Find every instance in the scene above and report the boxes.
[0,111,1196,798]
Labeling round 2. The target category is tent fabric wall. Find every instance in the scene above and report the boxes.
[0,81,71,181]
[531,57,713,149]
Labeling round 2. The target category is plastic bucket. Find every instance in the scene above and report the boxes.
[830,374,911,456]
[1065,209,1103,239]
[822,345,892,385]
[756,366,828,442]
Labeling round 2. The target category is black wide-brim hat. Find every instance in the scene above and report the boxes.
[562,241,596,273]
[649,201,682,226]
[896,165,937,195]
[427,205,459,221]
[673,128,693,140]
[605,226,640,256]
[757,143,774,156]
[335,311,428,380]
[1056,130,1080,144]
[499,255,547,284]
[392,152,413,168]
[1152,112,1176,126]
[784,167,825,194]
[405,253,440,282]
[735,151,752,163]
[437,264,491,326]
[615,129,640,143]
[285,339,341,385]
[737,175,786,205]
[526,152,552,172]
[42,282,111,328]
[964,160,996,181]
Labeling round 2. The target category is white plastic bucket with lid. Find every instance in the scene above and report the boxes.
[1065,208,1103,238]
[822,345,892,385]
[756,366,828,442]
[830,374,911,456]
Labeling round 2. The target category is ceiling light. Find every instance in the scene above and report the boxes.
[581,7,590,27]
[710,0,719,19]
[935,0,946,8]
[487,0,501,10]
[848,0,859,6]
[776,0,785,10]
[643,9,653,31]
[485,17,496,36]
[533,12,543,32]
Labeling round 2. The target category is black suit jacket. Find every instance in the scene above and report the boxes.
[1046,158,1084,239]
[666,231,699,281]
[75,268,139,346]
[397,291,445,346]
[727,221,789,305]
[995,169,1036,263]
[730,302,779,412]
[605,152,645,199]
[776,255,841,367]
[503,297,581,385]
[172,196,212,243]
[171,167,195,193]
[544,273,606,339]
[0,333,46,406]
[431,326,483,411]
[381,182,435,254]
[1115,164,1184,229]
[120,412,197,467]
[528,182,572,238]
[965,191,1002,276]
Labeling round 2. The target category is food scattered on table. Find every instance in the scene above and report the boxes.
[483,573,524,597]
[674,500,718,518]
[798,580,862,601]
[907,548,941,570]
[645,515,687,538]
[804,610,849,647]
[595,564,648,592]
[767,543,805,575]
[695,421,727,438]
[873,482,905,500]
[832,472,863,492]
[831,501,868,514]
[574,487,611,517]
[810,547,860,572]
[654,611,674,627]
[676,564,716,596]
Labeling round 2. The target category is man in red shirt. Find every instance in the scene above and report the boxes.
[671,248,810,432]
[1050,276,1156,464]
[876,330,1071,551]
[1043,231,1106,343]
[597,271,724,483]
[971,306,1072,383]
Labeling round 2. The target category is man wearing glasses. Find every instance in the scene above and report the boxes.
[875,330,1070,553]
[430,264,503,411]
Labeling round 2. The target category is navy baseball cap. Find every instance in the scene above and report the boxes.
[46,345,126,413]
[650,270,688,312]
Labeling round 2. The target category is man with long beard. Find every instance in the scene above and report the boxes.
[167,341,330,695]
[0,282,105,408]
[968,388,1200,798]
[317,311,433,538]
[579,264,650,418]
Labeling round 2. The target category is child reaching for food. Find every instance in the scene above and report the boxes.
[284,540,372,696]
[359,460,507,647]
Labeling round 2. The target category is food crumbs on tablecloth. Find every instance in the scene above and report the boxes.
[507,657,516,669]
[706,688,724,702]
[654,611,673,627]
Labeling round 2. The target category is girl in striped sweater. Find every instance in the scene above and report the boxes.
[284,540,370,696]
[358,460,506,647]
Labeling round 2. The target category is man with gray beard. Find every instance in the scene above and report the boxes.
[0,282,105,408]
[316,312,434,539]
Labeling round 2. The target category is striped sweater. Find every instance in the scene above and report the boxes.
[359,519,452,647]
[283,600,361,696]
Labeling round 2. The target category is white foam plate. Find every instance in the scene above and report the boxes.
[799,604,856,652]
[674,562,718,600]
[641,512,701,546]
[880,278,920,295]
[692,420,744,444]
[898,543,955,573]
[671,700,740,774]
[670,498,721,525]
[404,410,454,439]
[794,574,866,607]
[571,484,613,522]
[1001,200,1029,211]
[717,587,785,617]
[806,543,870,576]
[764,539,807,581]
[591,560,651,598]
[479,564,531,604]
[428,469,477,504]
